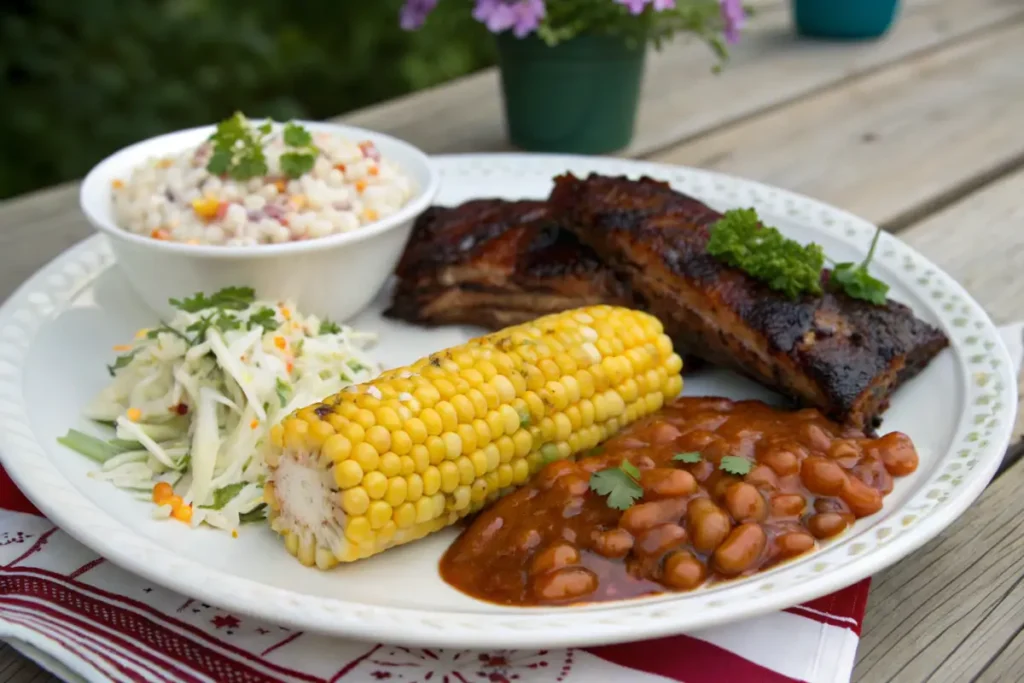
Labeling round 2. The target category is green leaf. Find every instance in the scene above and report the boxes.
[318,318,342,335]
[106,349,139,376]
[828,228,889,305]
[347,359,367,373]
[518,407,531,428]
[720,455,752,476]
[239,504,267,524]
[589,461,643,511]
[673,451,702,463]
[282,121,313,147]
[247,307,280,331]
[204,482,246,510]
[206,148,232,176]
[708,208,825,300]
[280,152,316,179]
[170,287,255,313]
[276,378,291,407]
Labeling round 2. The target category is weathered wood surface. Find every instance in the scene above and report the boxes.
[3,0,1024,680]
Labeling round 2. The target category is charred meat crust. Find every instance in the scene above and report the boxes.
[549,172,949,429]
[386,199,631,328]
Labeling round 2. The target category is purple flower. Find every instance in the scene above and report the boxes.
[615,0,649,14]
[720,0,746,43]
[400,0,438,30]
[652,0,676,9]
[473,0,546,38]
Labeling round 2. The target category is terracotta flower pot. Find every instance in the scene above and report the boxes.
[496,33,646,155]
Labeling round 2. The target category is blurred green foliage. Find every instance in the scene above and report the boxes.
[0,0,496,199]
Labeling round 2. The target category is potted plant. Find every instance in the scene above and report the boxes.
[792,0,900,40]
[400,0,745,155]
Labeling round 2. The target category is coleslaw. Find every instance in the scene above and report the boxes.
[58,286,380,532]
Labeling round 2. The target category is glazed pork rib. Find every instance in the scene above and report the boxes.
[385,199,631,329]
[549,173,949,430]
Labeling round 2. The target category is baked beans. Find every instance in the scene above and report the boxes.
[440,397,919,606]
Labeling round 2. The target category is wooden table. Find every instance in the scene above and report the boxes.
[3,0,1024,679]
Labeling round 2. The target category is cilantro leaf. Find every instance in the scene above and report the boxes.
[282,122,313,147]
[206,148,233,176]
[248,307,280,331]
[203,482,246,510]
[276,378,291,407]
[318,318,342,335]
[673,452,702,463]
[347,360,367,373]
[589,462,644,511]
[213,313,241,332]
[170,287,255,313]
[206,112,270,181]
[280,152,316,179]
[828,227,890,305]
[106,349,139,376]
[708,208,825,299]
[720,456,753,476]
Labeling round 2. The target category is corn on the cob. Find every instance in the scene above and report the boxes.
[264,306,683,569]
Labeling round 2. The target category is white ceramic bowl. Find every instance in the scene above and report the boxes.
[80,121,439,321]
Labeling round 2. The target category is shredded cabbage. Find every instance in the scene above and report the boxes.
[66,290,380,532]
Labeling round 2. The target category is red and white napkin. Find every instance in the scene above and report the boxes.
[2,323,1021,683]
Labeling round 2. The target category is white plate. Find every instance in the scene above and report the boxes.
[0,154,1015,649]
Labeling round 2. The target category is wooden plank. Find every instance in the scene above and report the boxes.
[852,168,1024,682]
[341,0,1024,157]
[853,451,1024,682]
[0,644,60,683]
[652,18,1024,230]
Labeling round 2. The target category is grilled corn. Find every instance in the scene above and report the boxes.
[265,306,683,568]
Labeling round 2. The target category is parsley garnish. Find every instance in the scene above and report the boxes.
[279,121,319,179]
[146,324,191,343]
[708,208,825,300]
[347,360,367,373]
[720,456,753,476]
[589,460,644,511]
[828,227,890,305]
[276,378,291,407]
[106,349,139,377]
[203,482,246,510]
[319,318,342,335]
[206,112,273,181]
[247,307,280,331]
[673,452,702,464]
[708,208,890,306]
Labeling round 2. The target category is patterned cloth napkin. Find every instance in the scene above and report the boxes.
[2,324,1021,683]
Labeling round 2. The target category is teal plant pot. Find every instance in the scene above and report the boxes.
[496,34,646,155]
[793,0,900,39]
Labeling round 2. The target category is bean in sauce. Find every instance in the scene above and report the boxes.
[439,397,920,606]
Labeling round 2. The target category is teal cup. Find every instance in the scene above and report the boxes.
[793,0,901,39]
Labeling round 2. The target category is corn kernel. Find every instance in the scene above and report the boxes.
[285,531,300,556]
[284,419,309,451]
[497,463,514,488]
[368,501,391,529]
[431,493,447,517]
[442,432,462,460]
[457,424,478,454]
[406,474,424,501]
[452,485,471,511]
[410,444,430,472]
[364,471,388,499]
[341,488,370,515]
[426,435,446,464]
[270,424,284,448]
[341,422,365,445]
[415,497,435,523]
[478,382,500,410]
[456,457,476,485]
[413,384,441,408]
[490,375,516,403]
[435,402,459,431]
[322,434,352,463]
[512,430,533,458]
[423,466,441,496]
[449,395,474,424]
[524,392,545,422]
[512,458,530,484]
[496,435,515,463]
[439,461,460,493]
[345,517,371,543]
[353,442,380,472]
[469,450,489,477]
[333,460,363,489]
[484,471,500,496]
[395,502,417,528]
[385,477,407,506]
[470,478,489,505]
[486,411,506,441]
[399,455,415,476]
[380,453,402,477]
